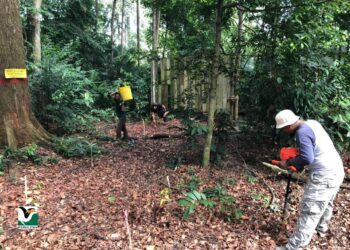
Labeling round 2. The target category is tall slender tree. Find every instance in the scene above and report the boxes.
[111,0,118,62]
[151,5,160,103]
[31,0,43,66]
[230,4,244,121]
[202,0,223,166]
[95,0,99,32]
[0,0,50,147]
[120,0,126,51]
[136,0,140,67]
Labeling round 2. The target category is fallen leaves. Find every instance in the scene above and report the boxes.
[0,120,349,249]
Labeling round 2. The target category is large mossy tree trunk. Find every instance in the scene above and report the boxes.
[202,0,223,167]
[0,0,50,148]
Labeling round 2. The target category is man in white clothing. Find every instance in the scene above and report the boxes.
[274,109,344,250]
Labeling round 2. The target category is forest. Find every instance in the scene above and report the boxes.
[0,0,349,249]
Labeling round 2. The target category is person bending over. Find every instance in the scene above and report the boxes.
[150,103,169,122]
[275,109,344,250]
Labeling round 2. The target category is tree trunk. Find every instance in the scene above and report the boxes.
[228,5,243,122]
[151,6,160,103]
[0,0,50,148]
[111,0,118,62]
[120,0,125,52]
[126,16,130,48]
[136,0,140,67]
[95,0,99,32]
[202,0,223,167]
[31,0,42,66]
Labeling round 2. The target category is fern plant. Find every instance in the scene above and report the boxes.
[53,137,103,158]
[178,190,216,220]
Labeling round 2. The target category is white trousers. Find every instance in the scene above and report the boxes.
[286,170,344,250]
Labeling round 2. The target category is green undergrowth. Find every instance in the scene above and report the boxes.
[53,136,104,158]
[0,144,59,167]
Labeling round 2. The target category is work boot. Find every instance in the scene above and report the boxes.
[316,225,329,238]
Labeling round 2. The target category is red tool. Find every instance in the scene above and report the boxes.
[272,147,299,172]
[272,147,299,218]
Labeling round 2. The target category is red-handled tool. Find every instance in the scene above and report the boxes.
[271,159,297,172]
[271,147,299,172]
[272,147,299,219]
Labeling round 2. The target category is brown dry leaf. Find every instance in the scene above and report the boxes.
[0,120,349,250]
[47,234,59,243]
[241,214,249,220]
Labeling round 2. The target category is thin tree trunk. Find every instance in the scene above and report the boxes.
[151,6,160,103]
[232,6,243,121]
[120,0,125,52]
[95,0,99,32]
[126,16,130,48]
[31,0,42,67]
[116,13,120,45]
[162,27,168,59]
[136,0,140,67]
[202,0,223,167]
[0,0,50,148]
[111,0,118,63]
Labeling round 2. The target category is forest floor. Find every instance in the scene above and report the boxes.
[0,119,349,250]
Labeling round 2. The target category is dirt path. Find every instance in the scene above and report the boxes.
[1,120,349,249]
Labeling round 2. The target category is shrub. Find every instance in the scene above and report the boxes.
[53,136,103,158]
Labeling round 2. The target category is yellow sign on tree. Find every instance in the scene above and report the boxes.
[4,68,27,79]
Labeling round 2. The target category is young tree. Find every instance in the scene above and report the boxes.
[121,0,126,51]
[230,4,244,121]
[151,5,160,103]
[31,0,42,66]
[95,0,99,32]
[111,0,118,62]
[136,0,140,67]
[0,0,50,147]
[202,0,223,167]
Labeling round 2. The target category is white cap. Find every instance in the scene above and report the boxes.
[275,109,299,129]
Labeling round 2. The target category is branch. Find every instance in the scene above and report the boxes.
[146,134,184,139]
[262,162,306,181]
[261,162,350,189]
[262,177,275,206]
[241,160,276,207]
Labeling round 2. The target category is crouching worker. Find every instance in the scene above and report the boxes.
[111,91,129,140]
[275,110,344,250]
[150,103,169,122]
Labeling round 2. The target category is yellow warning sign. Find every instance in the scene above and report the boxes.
[4,69,27,79]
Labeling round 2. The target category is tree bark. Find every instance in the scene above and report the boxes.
[120,0,126,52]
[95,0,99,32]
[0,0,50,148]
[151,6,160,103]
[126,15,130,48]
[202,0,223,167]
[111,0,118,62]
[31,0,42,66]
[136,0,140,67]
[232,5,243,121]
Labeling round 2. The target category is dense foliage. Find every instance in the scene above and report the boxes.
[19,0,350,150]
[146,0,350,150]
[21,0,150,135]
